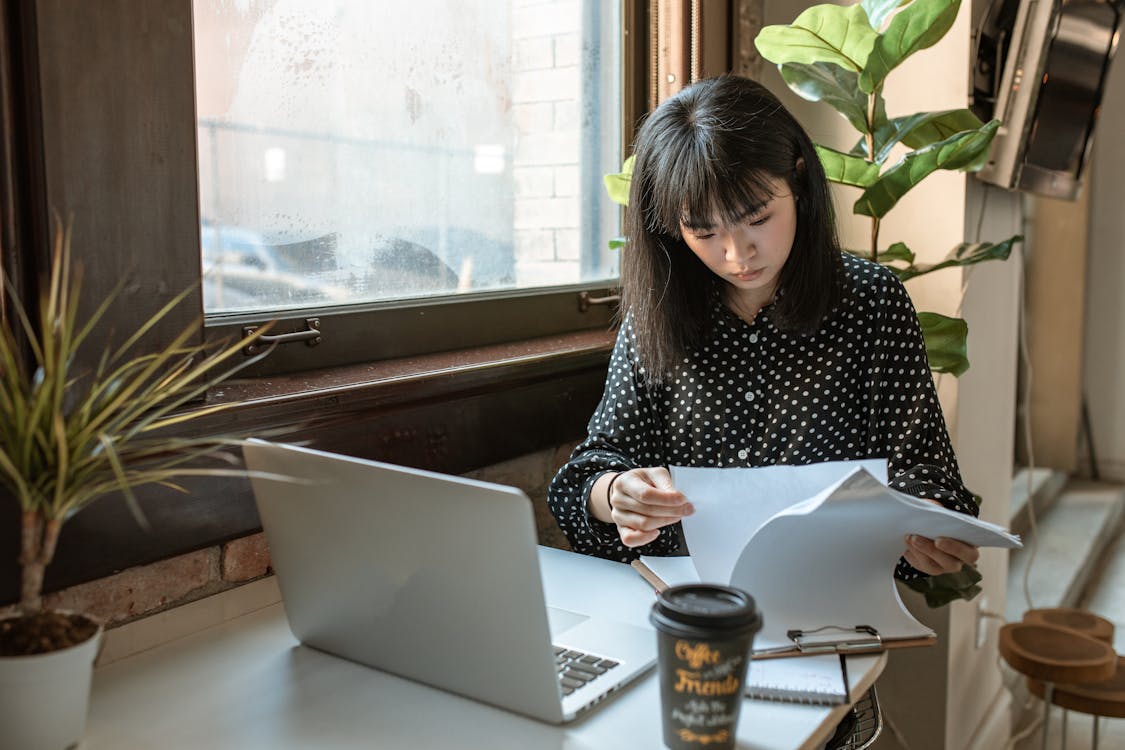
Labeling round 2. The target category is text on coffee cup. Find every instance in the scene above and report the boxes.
[674,669,741,696]
[675,640,720,669]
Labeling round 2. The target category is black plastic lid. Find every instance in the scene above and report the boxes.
[650,583,762,635]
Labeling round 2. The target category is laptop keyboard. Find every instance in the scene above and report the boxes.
[553,646,620,695]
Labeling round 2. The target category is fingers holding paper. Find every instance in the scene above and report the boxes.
[903,534,980,576]
[607,467,695,548]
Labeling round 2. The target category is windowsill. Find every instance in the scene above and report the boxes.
[96,575,283,667]
[195,327,616,433]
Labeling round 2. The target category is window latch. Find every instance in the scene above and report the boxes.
[242,318,322,356]
[578,290,621,312]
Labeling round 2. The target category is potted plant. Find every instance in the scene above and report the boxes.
[0,220,274,750]
[754,0,1024,605]
[605,0,1021,605]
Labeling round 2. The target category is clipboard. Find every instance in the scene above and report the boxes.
[631,559,938,659]
[751,624,936,660]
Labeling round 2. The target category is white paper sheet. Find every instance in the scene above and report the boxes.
[673,460,888,584]
[661,464,1022,651]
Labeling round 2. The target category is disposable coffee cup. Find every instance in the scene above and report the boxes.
[649,584,762,750]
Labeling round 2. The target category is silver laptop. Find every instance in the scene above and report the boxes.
[242,440,656,724]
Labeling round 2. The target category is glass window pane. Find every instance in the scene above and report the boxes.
[193,0,622,315]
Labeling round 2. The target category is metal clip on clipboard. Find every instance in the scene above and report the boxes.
[786,625,884,655]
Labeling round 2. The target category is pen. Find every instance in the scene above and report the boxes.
[630,559,669,594]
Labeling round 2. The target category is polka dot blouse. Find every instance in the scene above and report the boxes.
[547,253,978,581]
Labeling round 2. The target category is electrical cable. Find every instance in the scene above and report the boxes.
[1015,195,1039,613]
[879,706,913,750]
[1003,711,1044,750]
[1080,394,1101,480]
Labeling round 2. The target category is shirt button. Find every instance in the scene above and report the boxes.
[737,449,749,460]
[748,333,758,344]
[744,391,755,402]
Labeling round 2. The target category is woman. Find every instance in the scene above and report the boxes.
[547,75,979,581]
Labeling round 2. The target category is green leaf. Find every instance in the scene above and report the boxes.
[897,235,1021,281]
[961,120,1002,173]
[780,62,888,134]
[816,144,882,188]
[854,120,1000,218]
[904,563,983,607]
[861,0,914,31]
[860,0,961,93]
[855,108,985,163]
[898,109,986,150]
[879,242,916,264]
[919,311,968,376]
[755,4,879,72]
[603,155,634,206]
[608,237,626,250]
[846,244,914,264]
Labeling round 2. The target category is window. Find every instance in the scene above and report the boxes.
[193,0,625,373]
[0,0,741,603]
[0,0,640,601]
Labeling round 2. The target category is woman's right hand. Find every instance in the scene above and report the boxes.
[591,467,695,547]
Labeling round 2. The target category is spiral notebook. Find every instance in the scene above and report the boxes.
[745,653,849,706]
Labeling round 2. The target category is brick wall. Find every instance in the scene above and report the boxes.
[512,0,583,287]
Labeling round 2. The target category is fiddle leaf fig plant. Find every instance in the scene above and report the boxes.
[603,155,633,207]
[755,0,1019,606]
[604,156,634,250]
[754,0,1022,379]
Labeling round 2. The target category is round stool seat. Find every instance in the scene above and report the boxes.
[998,623,1117,684]
[1022,608,1115,644]
[1028,656,1125,718]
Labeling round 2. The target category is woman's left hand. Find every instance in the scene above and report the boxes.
[903,534,980,576]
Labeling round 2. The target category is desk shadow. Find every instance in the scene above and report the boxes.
[265,645,598,750]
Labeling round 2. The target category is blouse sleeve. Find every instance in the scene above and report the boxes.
[867,267,980,581]
[546,319,685,561]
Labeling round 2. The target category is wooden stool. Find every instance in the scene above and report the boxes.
[998,622,1117,750]
[1023,608,1115,645]
[1028,657,1125,750]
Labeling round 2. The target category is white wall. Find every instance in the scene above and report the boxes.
[759,3,1022,748]
[1083,53,1125,480]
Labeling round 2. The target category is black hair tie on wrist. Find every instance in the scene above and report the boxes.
[606,471,624,512]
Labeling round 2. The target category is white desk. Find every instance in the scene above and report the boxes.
[85,547,885,749]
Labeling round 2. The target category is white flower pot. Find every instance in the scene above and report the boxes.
[0,614,103,750]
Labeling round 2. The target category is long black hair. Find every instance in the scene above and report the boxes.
[621,74,842,382]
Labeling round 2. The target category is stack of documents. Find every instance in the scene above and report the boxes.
[643,461,1022,657]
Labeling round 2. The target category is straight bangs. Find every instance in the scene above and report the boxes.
[645,138,784,237]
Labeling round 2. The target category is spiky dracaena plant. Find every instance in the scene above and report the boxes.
[0,221,273,614]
